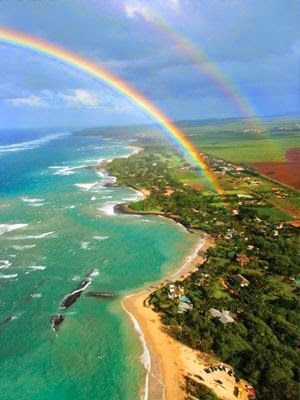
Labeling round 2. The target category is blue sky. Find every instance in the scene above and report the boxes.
[0,0,299,128]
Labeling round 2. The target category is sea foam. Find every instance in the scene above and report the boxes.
[97,201,120,216]
[122,299,151,400]
[74,182,98,191]
[21,197,44,203]
[28,265,46,271]
[12,244,36,250]
[0,273,18,279]
[0,224,28,235]
[9,231,55,240]
[80,242,90,250]
[0,132,68,154]
[93,235,109,241]
[31,293,42,298]
[0,260,12,269]
[49,165,85,176]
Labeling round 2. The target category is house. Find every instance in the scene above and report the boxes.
[220,313,235,325]
[209,308,222,318]
[168,284,184,299]
[178,302,193,313]
[178,295,193,313]
[232,274,250,287]
[209,308,235,324]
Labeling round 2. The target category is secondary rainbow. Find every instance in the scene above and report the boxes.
[126,6,281,158]
[0,27,222,193]
[127,7,262,125]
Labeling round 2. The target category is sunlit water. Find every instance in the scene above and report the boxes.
[0,129,197,400]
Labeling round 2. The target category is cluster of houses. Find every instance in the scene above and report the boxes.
[167,273,250,320]
[206,155,247,177]
[168,284,193,313]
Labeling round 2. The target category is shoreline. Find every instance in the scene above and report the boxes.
[96,146,211,399]
[96,146,247,399]
[122,231,250,400]
[122,235,216,400]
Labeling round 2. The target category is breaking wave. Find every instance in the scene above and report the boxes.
[9,231,55,240]
[0,224,28,236]
[0,260,12,269]
[49,165,85,176]
[122,298,151,400]
[0,132,69,154]
[0,273,18,279]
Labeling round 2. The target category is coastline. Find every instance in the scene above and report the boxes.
[122,235,214,400]
[97,145,246,399]
[96,145,211,399]
[122,232,249,400]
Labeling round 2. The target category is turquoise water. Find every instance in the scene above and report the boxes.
[0,129,197,399]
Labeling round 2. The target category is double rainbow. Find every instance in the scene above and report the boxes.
[0,27,222,192]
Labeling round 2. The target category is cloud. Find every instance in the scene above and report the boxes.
[59,89,102,108]
[124,0,181,21]
[7,90,103,109]
[124,2,155,21]
[9,95,47,108]
[5,88,135,112]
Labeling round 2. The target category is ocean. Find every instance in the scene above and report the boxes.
[0,128,198,400]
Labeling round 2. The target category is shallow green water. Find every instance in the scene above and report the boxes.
[0,129,197,400]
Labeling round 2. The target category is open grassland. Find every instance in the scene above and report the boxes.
[181,119,300,163]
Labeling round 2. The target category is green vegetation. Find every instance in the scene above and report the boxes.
[85,116,300,400]
[151,218,299,400]
[180,118,300,162]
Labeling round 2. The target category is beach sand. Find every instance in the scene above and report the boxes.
[123,235,250,400]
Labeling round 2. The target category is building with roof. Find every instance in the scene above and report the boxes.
[232,274,250,287]
[178,302,193,313]
[168,284,184,299]
[209,308,235,324]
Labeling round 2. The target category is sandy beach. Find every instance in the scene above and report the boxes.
[123,235,250,400]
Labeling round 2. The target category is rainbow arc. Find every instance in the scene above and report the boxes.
[0,27,222,193]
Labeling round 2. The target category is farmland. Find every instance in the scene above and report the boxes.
[180,117,299,160]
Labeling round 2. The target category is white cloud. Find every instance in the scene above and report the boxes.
[124,2,155,22]
[6,89,135,112]
[59,89,102,108]
[9,95,47,108]
[124,0,181,20]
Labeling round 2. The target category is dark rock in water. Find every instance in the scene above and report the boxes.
[60,279,91,309]
[59,269,98,310]
[0,315,13,325]
[86,291,116,299]
[51,314,64,331]
[104,182,118,188]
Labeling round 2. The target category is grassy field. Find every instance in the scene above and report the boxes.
[181,118,300,163]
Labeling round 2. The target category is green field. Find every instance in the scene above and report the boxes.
[254,205,291,221]
[181,118,300,163]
